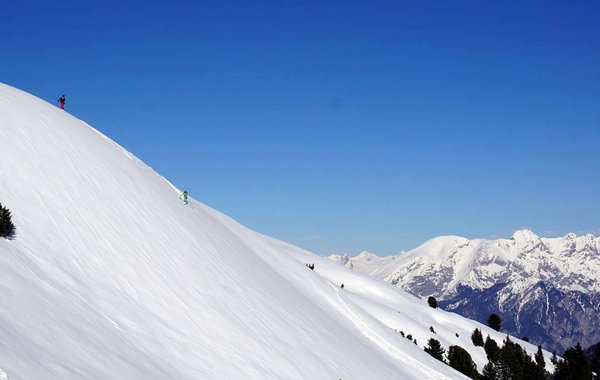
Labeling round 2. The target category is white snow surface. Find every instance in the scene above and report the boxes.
[0,83,548,379]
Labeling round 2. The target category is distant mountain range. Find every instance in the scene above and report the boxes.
[328,230,600,353]
[326,251,396,275]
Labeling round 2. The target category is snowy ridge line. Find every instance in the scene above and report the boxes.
[83,118,187,196]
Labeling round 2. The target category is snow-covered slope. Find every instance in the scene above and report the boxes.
[0,83,549,379]
[373,231,600,352]
[327,250,396,275]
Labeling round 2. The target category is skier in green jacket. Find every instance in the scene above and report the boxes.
[179,190,189,205]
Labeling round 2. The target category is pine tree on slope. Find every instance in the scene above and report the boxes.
[484,335,500,363]
[471,328,484,347]
[424,338,445,362]
[481,361,499,380]
[447,345,480,380]
[487,313,501,332]
[535,345,545,369]
[0,202,15,238]
[554,343,592,380]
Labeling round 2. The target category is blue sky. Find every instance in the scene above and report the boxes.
[2,1,599,255]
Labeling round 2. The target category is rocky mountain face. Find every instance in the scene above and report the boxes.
[369,230,600,353]
[438,283,600,354]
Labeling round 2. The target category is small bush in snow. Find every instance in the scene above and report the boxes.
[427,296,437,309]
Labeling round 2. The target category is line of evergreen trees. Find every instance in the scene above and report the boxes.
[553,343,596,380]
[424,327,598,379]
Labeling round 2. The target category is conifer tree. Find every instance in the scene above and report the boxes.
[535,345,545,369]
[481,361,499,380]
[487,313,501,332]
[447,345,480,379]
[471,328,484,347]
[523,348,547,380]
[496,336,547,380]
[0,202,15,238]
[551,350,558,366]
[484,335,500,363]
[427,296,437,309]
[424,338,445,362]
[554,343,592,380]
[498,339,524,380]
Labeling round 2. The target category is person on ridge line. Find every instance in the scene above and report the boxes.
[57,95,65,110]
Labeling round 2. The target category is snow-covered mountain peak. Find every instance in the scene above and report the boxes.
[327,251,396,275]
[509,229,544,252]
[325,253,351,266]
[421,235,471,251]
[355,250,379,259]
[398,235,472,263]
[511,229,539,242]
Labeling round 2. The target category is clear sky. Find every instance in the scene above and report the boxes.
[2,0,599,255]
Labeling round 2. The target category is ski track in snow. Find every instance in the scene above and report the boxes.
[329,283,452,380]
